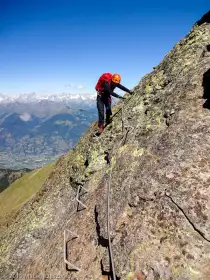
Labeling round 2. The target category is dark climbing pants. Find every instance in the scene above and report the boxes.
[97,94,112,127]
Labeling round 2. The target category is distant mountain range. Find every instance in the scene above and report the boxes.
[0,92,95,103]
[0,93,97,117]
[0,93,99,169]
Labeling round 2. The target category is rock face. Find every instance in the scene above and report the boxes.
[1,11,210,280]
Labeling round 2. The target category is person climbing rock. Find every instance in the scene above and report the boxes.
[95,73,134,133]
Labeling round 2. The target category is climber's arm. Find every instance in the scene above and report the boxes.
[116,83,131,93]
[102,82,121,98]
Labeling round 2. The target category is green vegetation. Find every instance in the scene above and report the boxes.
[0,162,55,217]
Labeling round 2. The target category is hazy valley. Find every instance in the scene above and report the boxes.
[0,93,98,169]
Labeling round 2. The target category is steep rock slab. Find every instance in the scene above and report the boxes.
[1,10,210,280]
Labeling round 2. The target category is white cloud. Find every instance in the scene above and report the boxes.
[77,85,85,89]
[64,84,85,90]
[65,84,74,88]
[19,113,31,121]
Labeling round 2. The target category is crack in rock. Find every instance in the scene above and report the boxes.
[165,193,210,243]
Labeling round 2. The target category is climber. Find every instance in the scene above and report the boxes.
[95,73,134,133]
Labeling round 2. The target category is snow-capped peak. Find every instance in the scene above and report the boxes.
[0,92,96,104]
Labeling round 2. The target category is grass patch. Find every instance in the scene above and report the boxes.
[0,162,55,217]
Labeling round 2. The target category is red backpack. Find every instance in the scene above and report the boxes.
[95,73,112,92]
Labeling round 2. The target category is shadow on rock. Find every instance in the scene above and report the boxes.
[94,206,109,248]
[202,69,210,109]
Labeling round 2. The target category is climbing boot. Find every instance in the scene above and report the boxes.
[98,124,104,133]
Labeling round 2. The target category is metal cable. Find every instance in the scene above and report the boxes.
[106,101,132,280]
[64,94,135,276]
[107,167,116,280]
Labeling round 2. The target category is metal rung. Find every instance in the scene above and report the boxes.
[64,229,81,271]
[122,122,134,133]
[124,125,134,129]
[76,185,88,209]
[71,185,88,209]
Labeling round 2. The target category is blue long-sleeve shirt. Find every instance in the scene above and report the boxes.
[101,81,131,98]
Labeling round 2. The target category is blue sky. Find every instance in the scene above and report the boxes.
[0,0,208,96]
